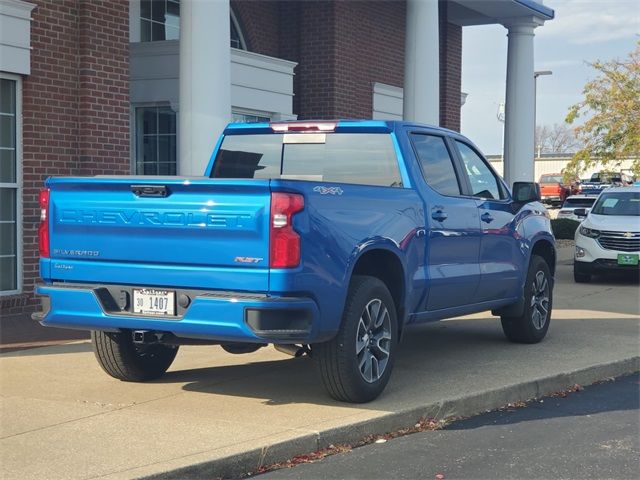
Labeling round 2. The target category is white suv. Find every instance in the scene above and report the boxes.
[574,186,640,282]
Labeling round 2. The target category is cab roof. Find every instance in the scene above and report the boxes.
[223,119,460,136]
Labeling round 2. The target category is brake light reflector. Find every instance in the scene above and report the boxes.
[270,122,336,133]
[270,192,304,268]
[38,188,50,258]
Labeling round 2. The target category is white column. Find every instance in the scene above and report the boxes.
[179,0,231,176]
[503,22,536,186]
[403,0,440,125]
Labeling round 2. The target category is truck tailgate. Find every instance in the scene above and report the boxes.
[44,177,271,291]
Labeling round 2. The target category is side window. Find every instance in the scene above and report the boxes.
[455,141,504,200]
[410,134,461,196]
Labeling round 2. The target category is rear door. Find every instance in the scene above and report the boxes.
[409,132,481,311]
[47,178,271,291]
[452,140,522,302]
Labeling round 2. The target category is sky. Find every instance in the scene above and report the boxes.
[460,0,639,155]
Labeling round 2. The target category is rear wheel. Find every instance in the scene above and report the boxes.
[314,276,397,403]
[91,330,178,381]
[501,255,552,344]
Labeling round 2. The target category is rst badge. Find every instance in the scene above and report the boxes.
[234,257,263,264]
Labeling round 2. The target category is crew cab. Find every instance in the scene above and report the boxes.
[34,120,556,403]
[579,171,634,196]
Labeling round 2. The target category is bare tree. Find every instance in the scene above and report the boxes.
[535,123,582,154]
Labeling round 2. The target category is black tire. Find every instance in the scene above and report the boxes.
[501,255,552,344]
[314,275,398,403]
[91,330,178,381]
[573,263,591,283]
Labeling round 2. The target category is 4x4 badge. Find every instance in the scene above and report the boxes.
[313,186,343,195]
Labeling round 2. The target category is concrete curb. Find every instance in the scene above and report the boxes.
[143,356,639,480]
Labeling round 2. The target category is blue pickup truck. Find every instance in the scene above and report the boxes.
[34,120,555,402]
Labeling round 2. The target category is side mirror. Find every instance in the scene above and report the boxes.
[573,208,588,217]
[512,182,541,203]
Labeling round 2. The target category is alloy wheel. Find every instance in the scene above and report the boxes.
[530,270,550,330]
[355,298,392,383]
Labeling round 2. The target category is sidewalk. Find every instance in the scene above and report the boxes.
[1,247,638,480]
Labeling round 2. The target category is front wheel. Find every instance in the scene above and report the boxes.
[501,255,553,344]
[91,330,179,381]
[313,276,397,403]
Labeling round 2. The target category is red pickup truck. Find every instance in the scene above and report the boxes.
[539,173,576,206]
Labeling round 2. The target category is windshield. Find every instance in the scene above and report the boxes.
[540,175,563,183]
[210,133,402,187]
[591,191,640,216]
[563,197,596,208]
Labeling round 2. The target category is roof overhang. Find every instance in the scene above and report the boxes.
[448,0,555,27]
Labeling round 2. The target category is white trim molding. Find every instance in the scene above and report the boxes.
[130,42,297,122]
[373,82,403,120]
[0,0,36,75]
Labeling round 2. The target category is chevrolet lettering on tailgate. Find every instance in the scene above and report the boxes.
[59,209,254,228]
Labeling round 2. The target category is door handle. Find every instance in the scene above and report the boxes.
[481,212,494,224]
[431,210,448,222]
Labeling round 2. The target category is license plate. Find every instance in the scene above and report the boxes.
[133,289,176,316]
[617,254,639,266]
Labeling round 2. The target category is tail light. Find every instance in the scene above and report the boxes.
[270,192,304,268]
[38,188,50,258]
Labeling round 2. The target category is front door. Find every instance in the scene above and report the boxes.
[453,140,522,302]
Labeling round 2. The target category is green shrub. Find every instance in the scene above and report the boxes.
[551,218,580,240]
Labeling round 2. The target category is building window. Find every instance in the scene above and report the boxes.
[139,1,247,49]
[135,106,177,175]
[232,112,271,124]
[0,76,21,294]
[140,0,180,42]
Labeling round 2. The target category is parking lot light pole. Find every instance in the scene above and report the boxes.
[534,70,552,156]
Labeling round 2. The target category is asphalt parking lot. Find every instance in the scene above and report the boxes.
[257,373,640,479]
[1,245,638,480]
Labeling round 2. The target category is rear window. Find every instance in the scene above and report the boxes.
[540,175,563,183]
[211,133,402,187]
[562,197,597,208]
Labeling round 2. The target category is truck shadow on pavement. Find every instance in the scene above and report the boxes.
[156,321,512,406]
[157,318,609,407]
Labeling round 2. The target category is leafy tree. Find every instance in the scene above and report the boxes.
[564,42,640,180]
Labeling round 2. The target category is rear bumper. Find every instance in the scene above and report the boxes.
[33,283,325,344]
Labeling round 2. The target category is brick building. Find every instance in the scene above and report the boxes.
[0,0,553,315]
